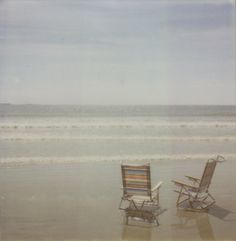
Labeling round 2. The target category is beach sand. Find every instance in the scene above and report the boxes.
[0,158,235,241]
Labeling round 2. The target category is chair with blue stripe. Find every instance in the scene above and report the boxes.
[119,163,162,225]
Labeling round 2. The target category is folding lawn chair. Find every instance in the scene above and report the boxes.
[172,155,226,211]
[119,163,162,225]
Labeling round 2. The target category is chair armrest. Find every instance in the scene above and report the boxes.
[172,180,198,191]
[152,181,162,192]
[185,175,200,182]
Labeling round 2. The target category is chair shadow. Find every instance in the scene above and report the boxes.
[208,204,231,219]
[208,204,236,222]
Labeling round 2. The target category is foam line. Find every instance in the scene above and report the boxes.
[1,136,236,141]
[0,122,236,129]
[0,154,235,166]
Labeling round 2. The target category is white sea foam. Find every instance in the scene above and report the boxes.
[1,136,236,141]
[0,121,236,129]
[1,105,235,165]
[0,153,235,166]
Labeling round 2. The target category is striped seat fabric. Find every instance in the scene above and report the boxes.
[121,164,151,197]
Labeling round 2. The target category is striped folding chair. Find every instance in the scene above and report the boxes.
[119,163,162,225]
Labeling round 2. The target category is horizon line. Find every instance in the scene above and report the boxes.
[0,103,236,107]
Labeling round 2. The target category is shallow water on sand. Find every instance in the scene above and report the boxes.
[0,159,235,241]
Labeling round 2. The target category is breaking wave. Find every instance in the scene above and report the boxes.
[0,121,236,129]
[0,154,235,166]
[1,136,236,141]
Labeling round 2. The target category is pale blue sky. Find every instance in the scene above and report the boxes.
[0,0,235,105]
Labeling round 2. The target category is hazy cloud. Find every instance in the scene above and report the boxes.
[0,0,235,104]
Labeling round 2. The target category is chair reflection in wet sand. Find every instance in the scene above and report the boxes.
[119,163,162,225]
[172,155,226,211]
[122,224,152,241]
[172,211,215,241]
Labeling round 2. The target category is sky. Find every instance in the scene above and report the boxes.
[0,0,235,105]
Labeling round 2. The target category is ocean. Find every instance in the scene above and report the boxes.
[0,104,236,241]
[0,104,236,165]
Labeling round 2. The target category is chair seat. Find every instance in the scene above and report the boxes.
[182,189,208,199]
[129,195,152,202]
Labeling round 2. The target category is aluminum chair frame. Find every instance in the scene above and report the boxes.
[172,155,225,211]
[119,163,162,225]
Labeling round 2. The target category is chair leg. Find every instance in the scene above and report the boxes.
[208,192,215,202]
[119,198,131,210]
[176,187,190,207]
[185,193,216,211]
[119,199,123,209]
[176,187,183,205]
[119,198,125,210]
[176,191,190,208]
[123,201,161,226]
[200,193,215,210]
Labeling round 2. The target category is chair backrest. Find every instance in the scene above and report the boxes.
[199,159,217,192]
[121,164,151,197]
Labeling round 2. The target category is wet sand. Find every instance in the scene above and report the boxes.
[0,158,235,241]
